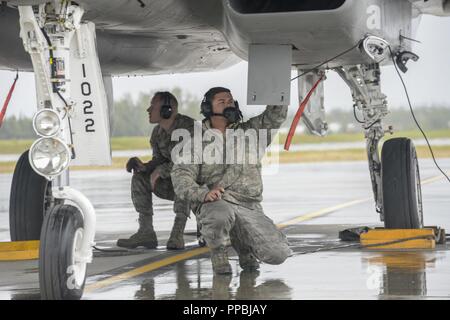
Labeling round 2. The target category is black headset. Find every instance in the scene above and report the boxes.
[160,92,173,119]
[200,93,241,119]
[200,96,214,119]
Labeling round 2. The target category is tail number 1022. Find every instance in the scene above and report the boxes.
[81,64,95,133]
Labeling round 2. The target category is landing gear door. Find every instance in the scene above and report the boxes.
[298,70,328,136]
[69,22,111,166]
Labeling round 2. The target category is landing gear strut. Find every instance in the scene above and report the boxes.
[16,1,108,300]
[336,63,423,228]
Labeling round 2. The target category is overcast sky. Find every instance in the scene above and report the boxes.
[1,14,449,119]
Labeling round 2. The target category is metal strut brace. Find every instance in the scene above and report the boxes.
[335,64,389,219]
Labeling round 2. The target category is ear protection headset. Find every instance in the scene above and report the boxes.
[160,92,173,119]
[200,88,243,123]
[200,96,221,119]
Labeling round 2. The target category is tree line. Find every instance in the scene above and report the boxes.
[1,87,449,139]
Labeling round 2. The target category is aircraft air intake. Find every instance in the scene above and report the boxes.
[228,0,346,14]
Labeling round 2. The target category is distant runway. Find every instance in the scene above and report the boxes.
[0,159,449,299]
[1,138,450,162]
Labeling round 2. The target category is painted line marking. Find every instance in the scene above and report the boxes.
[0,240,39,261]
[276,198,371,229]
[85,247,209,293]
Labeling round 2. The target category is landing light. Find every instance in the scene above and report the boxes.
[29,137,70,178]
[32,109,61,137]
[362,36,390,63]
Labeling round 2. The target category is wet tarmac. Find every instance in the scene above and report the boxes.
[0,159,449,300]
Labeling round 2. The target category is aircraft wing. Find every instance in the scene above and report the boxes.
[0,0,240,75]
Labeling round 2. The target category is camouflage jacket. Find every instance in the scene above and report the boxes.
[150,113,196,179]
[171,105,288,209]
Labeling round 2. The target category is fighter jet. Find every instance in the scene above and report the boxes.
[0,0,448,299]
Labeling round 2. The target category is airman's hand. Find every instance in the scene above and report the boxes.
[204,187,225,202]
[126,157,146,173]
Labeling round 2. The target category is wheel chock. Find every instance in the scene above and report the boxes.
[360,228,438,250]
[0,240,39,261]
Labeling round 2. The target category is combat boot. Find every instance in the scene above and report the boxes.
[238,252,260,271]
[117,214,158,249]
[166,216,187,250]
[211,246,232,275]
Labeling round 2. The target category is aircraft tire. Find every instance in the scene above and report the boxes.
[381,138,423,229]
[39,204,86,300]
[9,150,52,241]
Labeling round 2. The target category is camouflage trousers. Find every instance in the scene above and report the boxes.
[198,199,292,265]
[131,172,189,218]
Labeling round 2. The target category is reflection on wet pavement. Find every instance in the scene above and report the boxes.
[125,260,292,300]
[364,252,440,299]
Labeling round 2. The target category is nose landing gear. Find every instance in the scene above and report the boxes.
[337,63,424,229]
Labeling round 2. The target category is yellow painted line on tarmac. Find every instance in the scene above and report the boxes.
[0,240,39,261]
[84,171,449,292]
[421,172,449,185]
[84,246,210,293]
[0,249,39,261]
[276,198,372,229]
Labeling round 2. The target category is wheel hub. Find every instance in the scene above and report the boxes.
[71,227,87,288]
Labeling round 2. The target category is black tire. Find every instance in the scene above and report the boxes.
[39,204,86,300]
[381,138,423,229]
[9,150,52,241]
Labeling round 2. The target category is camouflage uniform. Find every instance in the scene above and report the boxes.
[171,105,292,265]
[131,113,195,218]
